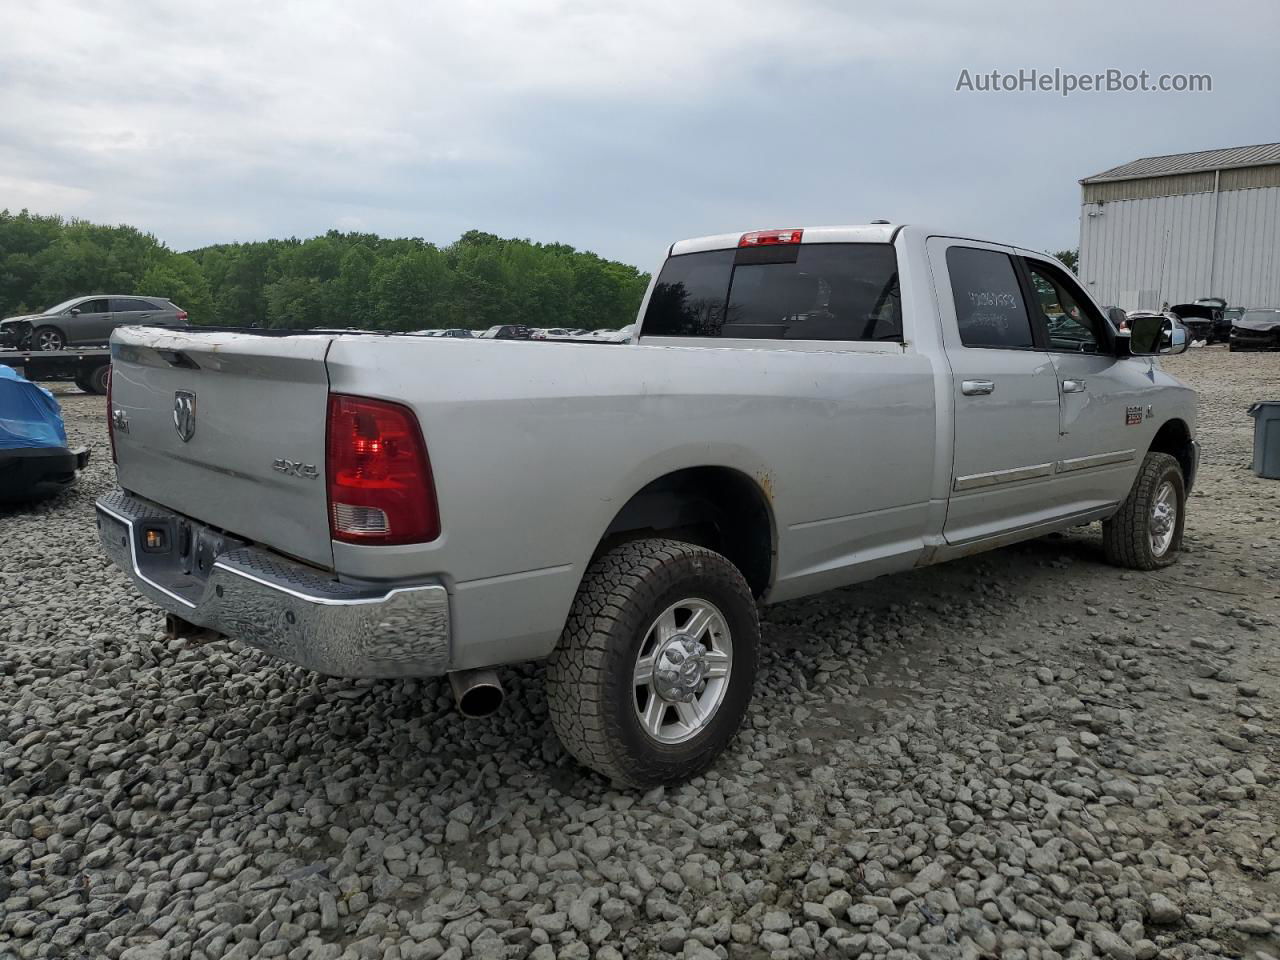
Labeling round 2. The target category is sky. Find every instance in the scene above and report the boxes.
[2,0,1278,271]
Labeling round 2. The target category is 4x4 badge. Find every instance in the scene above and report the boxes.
[273,458,319,480]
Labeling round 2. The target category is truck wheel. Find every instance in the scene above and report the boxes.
[546,538,758,787]
[33,326,65,351]
[82,363,111,395]
[1102,452,1185,570]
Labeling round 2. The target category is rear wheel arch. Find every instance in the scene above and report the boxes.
[593,466,776,598]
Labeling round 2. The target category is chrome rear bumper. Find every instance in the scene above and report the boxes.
[96,489,450,677]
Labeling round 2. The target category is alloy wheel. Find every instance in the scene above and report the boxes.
[632,598,733,744]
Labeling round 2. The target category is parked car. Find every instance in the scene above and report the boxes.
[0,295,188,351]
[479,324,532,339]
[1193,298,1233,341]
[1224,306,1246,328]
[0,364,89,501]
[1168,302,1220,343]
[1229,308,1280,351]
[97,223,1197,786]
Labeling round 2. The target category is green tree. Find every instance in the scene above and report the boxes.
[1,210,651,333]
[138,255,215,323]
[1053,248,1079,273]
[371,248,452,330]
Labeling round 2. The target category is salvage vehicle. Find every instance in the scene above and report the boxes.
[1,295,189,351]
[96,224,1198,786]
[1193,297,1234,341]
[1169,301,1222,343]
[1229,308,1280,351]
[0,365,89,501]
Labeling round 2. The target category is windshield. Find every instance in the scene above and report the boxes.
[1243,311,1280,323]
[43,297,83,314]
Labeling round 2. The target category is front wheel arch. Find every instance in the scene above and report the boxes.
[1148,418,1195,490]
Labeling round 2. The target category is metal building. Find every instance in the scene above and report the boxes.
[1078,142,1280,310]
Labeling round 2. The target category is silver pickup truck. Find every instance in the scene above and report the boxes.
[97,224,1197,786]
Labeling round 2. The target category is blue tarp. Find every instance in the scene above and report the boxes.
[0,364,69,451]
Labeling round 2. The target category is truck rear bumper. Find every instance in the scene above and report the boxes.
[95,489,451,678]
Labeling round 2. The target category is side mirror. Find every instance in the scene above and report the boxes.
[1108,306,1128,329]
[1127,313,1188,356]
[69,308,81,316]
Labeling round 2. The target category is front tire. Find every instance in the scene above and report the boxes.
[546,538,759,787]
[1103,452,1185,570]
[33,326,65,351]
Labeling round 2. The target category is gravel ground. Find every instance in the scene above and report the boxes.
[2,346,1278,960]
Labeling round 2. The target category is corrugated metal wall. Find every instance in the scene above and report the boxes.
[1082,172,1215,203]
[1212,188,1280,306]
[1079,184,1280,309]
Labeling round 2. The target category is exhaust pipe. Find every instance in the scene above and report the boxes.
[449,669,504,718]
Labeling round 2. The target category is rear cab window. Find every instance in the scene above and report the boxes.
[640,242,902,343]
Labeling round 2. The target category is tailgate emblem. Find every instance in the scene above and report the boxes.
[173,390,197,442]
[273,458,319,480]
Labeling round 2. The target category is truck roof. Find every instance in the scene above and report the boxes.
[668,225,1073,271]
[670,224,901,256]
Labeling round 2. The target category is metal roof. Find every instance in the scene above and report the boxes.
[1081,142,1280,184]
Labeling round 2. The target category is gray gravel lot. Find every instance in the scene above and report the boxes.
[2,346,1278,960]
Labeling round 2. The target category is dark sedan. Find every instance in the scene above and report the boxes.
[1229,309,1280,351]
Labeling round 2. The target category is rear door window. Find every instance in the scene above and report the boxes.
[112,298,159,312]
[945,247,1035,349]
[641,243,901,342]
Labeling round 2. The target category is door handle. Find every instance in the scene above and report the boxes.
[1061,379,1087,394]
[961,379,996,396]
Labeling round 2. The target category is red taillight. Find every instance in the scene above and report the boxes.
[325,394,439,545]
[176,310,188,322]
[106,366,117,464]
[739,228,803,247]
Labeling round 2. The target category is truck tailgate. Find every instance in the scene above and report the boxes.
[109,328,335,568]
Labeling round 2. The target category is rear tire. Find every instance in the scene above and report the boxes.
[82,363,110,395]
[546,538,758,787]
[1103,452,1185,570]
[33,326,65,351]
